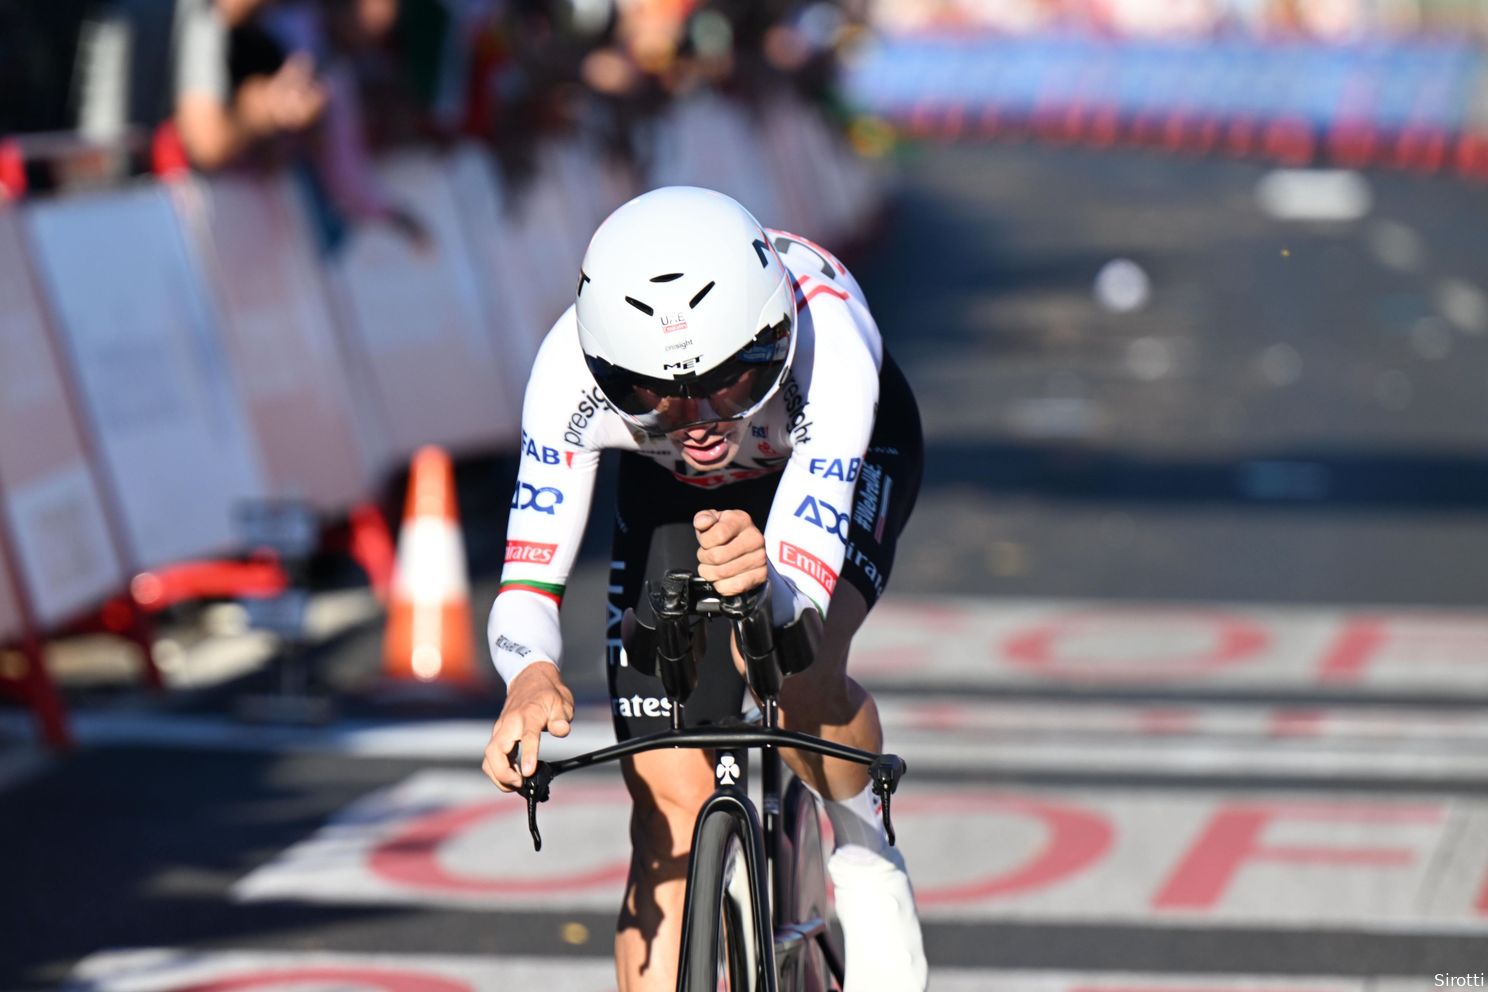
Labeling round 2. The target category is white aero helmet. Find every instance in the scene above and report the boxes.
[576,186,797,435]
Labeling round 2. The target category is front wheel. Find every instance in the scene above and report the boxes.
[680,797,773,992]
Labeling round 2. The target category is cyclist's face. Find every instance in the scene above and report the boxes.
[670,419,744,472]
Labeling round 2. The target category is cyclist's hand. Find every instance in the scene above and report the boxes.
[694,509,767,597]
[482,661,574,792]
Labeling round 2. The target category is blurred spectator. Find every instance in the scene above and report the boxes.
[0,0,93,137]
[173,0,428,250]
[6,0,867,200]
[173,0,328,170]
[313,0,429,242]
[1093,0,1224,37]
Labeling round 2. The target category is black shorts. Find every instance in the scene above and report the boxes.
[604,353,923,740]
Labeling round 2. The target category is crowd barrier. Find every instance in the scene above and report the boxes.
[181,174,377,510]
[846,33,1488,176]
[0,211,127,627]
[0,92,884,747]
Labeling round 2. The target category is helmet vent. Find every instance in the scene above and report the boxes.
[624,296,654,316]
[649,273,684,283]
[689,281,715,308]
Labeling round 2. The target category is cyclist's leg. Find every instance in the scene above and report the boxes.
[615,747,714,992]
[776,349,922,800]
[775,582,879,798]
[775,352,928,991]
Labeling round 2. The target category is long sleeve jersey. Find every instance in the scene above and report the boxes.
[488,230,883,685]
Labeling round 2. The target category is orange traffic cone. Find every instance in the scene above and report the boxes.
[383,446,476,685]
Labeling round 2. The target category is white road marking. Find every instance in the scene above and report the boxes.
[851,597,1488,695]
[233,771,1488,933]
[1256,170,1373,222]
[67,948,617,992]
[5,693,1485,782]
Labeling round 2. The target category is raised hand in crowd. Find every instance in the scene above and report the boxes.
[236,52,327,138]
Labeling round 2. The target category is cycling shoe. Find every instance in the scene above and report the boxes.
[828,845,928,991]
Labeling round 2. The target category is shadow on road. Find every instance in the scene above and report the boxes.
[924,440,1488,512]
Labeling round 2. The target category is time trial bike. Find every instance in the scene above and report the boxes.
[516,567,908,991]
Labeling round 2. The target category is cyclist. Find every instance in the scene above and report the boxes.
[481,185,927,992]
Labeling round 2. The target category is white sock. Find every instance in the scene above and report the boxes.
[812,782,889,862]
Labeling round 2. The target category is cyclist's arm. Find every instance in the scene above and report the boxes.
[487,313,605,685]
[761,299,880,621]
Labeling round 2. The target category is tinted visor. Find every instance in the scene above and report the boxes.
[586,317,792,434]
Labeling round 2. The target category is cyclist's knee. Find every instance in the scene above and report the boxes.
[623,748,713,866]
[782,669,872,729]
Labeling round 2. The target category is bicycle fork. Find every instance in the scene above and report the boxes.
[679,784,778,991]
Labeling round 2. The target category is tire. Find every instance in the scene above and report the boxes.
[779,778,837,992]
[682,802,768,991]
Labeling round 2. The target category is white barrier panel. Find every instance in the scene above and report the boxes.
[586,140,640,220]
[444,145,549,387]
[25,185,268,570]
[539,142,603,268]
[331,152,518,458]
[0,210,125,626]
[547,136,636,238]
[761,101,820,238]
[177,175,376,509]
[770,99,859,244]
[648,93,785,228]
[513,158,589,319]
[550,139,605,243]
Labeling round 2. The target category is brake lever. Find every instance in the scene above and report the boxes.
[517,759,555,852]
[868,754,907,847]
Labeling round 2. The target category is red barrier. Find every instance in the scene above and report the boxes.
[1454,133,1488,180]
[886,96,1488,183]
[151,121,191,180]
[129,556,289,613]
[0,633,71,750]
[0,139,25,201]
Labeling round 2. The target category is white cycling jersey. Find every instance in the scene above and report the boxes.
[489,230,883,685]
